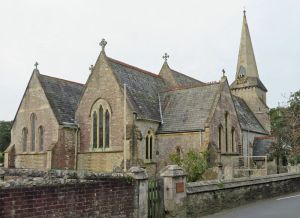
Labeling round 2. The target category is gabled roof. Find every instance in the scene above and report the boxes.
[38,74,84,124]
[170,69,205,87]
[107,58,166,122]
[158,83,220,133]
[233,96,267,134]
[253,136,275,156]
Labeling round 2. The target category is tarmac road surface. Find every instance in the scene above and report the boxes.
[203,191,300,218]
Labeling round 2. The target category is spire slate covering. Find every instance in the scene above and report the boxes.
[236,12,259,79]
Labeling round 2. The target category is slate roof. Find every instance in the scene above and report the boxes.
[230,77,267,92]
[253,136,275,156]
[158,83,220,133]
[170,69,205,87]
[38,74,84,124]
[233,96,267,134]
[108,58,166,121]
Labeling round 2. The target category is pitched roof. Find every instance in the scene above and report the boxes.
[233,96,267,134]
[108,58,166,122]
[253,136,275,156]
[158,84,220,133]
[38,74,84,124]
[170,69,205,87]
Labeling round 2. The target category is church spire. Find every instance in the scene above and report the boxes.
[236,10,259,79]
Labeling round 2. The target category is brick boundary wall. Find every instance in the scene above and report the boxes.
[0,168,144,218]
[186,173,300,217]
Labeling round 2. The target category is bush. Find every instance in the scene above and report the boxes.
[169,149,208,182]
[288,155,300,166]
[0,152,3,163]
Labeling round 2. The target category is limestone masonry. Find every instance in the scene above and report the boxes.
[5,12,270,177]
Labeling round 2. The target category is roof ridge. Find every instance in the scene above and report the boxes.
[39,74,84,86]
[107,57,161,78]
[161,82,219,93]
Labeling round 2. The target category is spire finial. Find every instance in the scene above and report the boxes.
[162,53,169,62]
[100,38,107,51]
[243,7,246,16]
[34,62,39,70]
[89,64,94,72]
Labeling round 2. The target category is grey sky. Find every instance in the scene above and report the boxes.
[0,0,299,121]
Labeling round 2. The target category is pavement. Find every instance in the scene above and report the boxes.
[203,191,300,218]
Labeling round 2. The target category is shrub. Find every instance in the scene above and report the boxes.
[0,152,3,163]
[288,155,300,166]
[169,149,208,182]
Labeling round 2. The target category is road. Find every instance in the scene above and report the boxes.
[203,191,300,218]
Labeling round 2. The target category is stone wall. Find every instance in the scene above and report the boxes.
[186,173,300,217]
[0,167,148,218]
[77,151,123,172]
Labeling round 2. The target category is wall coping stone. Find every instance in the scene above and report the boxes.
[0,167,134,189]
[160,165,187,177]
[187,173,300,194]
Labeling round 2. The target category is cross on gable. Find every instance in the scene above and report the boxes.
[162,53,169,62]
[34,62,39,69]
[100,38,107,51]
[89,65,94,72]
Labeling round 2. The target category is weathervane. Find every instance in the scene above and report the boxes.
[162,53,169,62]
[100,38,107,51]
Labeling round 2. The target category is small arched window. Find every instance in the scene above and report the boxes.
[218,125,223,151]
[145,130,154,160]
[92,111,97,148]
[38,126,44,152]
[231,128,235,153]
[105,110,110,148]
[30,113,36,152]
[22,128,28,152]
[225,112,229,152]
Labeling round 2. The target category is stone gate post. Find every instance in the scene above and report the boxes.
[128,166,148,218]
[160,165,187,218]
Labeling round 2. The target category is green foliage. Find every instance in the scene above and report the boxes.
[0,121,12,152]
[0,152,3,163]
[287,155,300,166]
[169,149,208,182]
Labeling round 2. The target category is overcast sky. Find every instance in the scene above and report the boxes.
[0,0,299,121]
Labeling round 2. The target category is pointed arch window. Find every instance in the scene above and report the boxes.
[90,99,111,150]
[22,128,28,152]
[30,113,36,152]
[231,128,235,153]
[145,130,154,160]
[218,125,223,151]
[105,110,110,148]
[92,111,97,148]
[38,126,44,152]
[225,112,229,153]
[99,107,104,148]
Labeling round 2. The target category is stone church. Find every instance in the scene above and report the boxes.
[5,12,270,176]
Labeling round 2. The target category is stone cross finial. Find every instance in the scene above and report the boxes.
[163,53,169,62]
[222,69,226,76]
[89,64,94,72]
[34,62,39,70]
[100,38,107,51]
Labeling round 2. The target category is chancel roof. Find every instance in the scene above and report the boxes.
[38,74,84,124]
[233,96,267,134]
[158,84,220,133]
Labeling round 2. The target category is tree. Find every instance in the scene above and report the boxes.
[169,149,208,182]
[0,121,12,152]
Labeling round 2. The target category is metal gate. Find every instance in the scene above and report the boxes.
[148,179,163,218]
